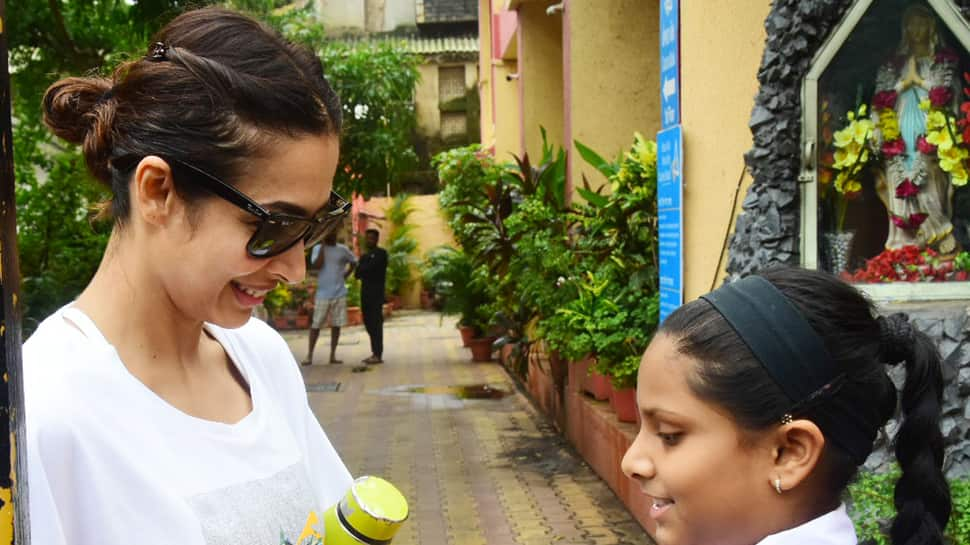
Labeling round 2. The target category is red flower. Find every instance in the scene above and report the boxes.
[895,179,920,198]
[882,139,906,157]
[956,271,969,281]
[963,126,970,144]
[936,48,960,65]
[917,135,937,154]
[929,86,954,107]
[873,90,898,110]
[891,214,928,230]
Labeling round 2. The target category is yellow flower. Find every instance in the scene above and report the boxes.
[851,118,874,145]
[919,99,931,112]
[926,126,954,150]
[878,110,900,141]
[833,126,855,148]
[833,141,862,169]
[939,144,969,173]
[835,175,862,195]
[952,171,969,186]
[926,111,947,131]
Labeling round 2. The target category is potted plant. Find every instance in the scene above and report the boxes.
[345,277,363,326]
[263,284,293,329]
[385,193,418,307]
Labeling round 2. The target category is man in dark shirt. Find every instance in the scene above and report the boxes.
[354,228,388,364]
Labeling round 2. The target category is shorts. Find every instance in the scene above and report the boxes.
[312,296,348,328]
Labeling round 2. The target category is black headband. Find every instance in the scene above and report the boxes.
[700,275,874,464]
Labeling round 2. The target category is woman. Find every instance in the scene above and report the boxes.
[622,267,951,545]
[24,7,353,544]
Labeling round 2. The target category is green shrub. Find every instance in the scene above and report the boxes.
[847,467,969,544]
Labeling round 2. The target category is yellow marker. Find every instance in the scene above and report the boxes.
[323,476,409,544]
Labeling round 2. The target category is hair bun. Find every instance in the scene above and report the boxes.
[877,313,913,365]
[42,76,116,185]
[42,77,112,144]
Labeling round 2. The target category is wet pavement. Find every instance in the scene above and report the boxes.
[281,310,653,545]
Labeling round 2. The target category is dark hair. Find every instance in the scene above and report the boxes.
[661,267,951,545]
[365,228,380,237]
[42,7,341,223]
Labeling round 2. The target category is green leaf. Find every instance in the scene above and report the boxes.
[574,139,618,179]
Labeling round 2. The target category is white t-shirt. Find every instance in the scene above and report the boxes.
[23,306,353,545]
[756,504,857,545]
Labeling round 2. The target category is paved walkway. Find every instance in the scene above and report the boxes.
[280,310,652,545]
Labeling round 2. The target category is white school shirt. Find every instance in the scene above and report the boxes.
[756,504,857,545]
[23,306,353,545]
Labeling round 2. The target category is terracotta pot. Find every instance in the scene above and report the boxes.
[347,306,363,326]
[467,336,497,362]
[293,314,310,329]
[586,370,612,401]
[382,303,393,318]
[420,290,433,309]
[387,295,402,310]
[272,316,290,330]
[458,325,476,347]
[611,387,638,423]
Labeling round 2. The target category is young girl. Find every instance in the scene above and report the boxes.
[24,7,353,544]
[622,267,951,545]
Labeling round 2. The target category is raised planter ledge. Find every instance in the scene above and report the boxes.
[504,347,656,537]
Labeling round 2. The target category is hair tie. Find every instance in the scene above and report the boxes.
[147,42,168,61]
[877,313,912,365]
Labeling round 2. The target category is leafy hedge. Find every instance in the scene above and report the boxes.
[848,467,969,545]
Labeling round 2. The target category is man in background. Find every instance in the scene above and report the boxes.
[304,231,356,365]
[355,228,388,364]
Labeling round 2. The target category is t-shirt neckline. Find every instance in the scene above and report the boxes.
[60,305,261,434]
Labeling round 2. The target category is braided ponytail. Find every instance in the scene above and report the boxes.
[878,314,951,545]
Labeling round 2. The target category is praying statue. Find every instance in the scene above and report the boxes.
[871,5,960,254]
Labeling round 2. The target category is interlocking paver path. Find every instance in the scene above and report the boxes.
[281,310,653,545]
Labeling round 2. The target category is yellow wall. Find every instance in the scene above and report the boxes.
[479,0,495,148]
[415,63,440,137]
[566,0,660,195]
[363,194,455,308]
[492,61,522,162]
[680,1,768,299]
[518,1,564,161]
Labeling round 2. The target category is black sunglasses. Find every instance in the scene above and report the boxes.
[165,157,351,258]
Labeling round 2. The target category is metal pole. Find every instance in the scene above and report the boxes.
[0,2,30,543]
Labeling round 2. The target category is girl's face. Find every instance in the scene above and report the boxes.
[150,133,339,329]
[621,333,778,545]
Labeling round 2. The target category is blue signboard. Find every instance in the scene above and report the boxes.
[660,0,680,128]
[657,125,683,323]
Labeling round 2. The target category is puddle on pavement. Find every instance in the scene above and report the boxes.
[387,384,511,400]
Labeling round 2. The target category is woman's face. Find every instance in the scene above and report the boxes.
[151,133,339,329]
[621,333,778,545]
[904,15,933,49]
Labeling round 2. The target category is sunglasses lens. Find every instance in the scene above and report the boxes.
[247,219,309,258]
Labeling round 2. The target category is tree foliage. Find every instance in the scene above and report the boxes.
[321,41,420,196]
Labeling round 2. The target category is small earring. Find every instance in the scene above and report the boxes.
[780,413,793,425]
[774,477,783,495]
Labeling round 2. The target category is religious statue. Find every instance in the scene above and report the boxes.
[871,5,960,254]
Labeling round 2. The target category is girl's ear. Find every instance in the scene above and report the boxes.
[768,419,826,493]
[132,156,178,225]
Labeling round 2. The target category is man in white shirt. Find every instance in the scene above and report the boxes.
[305,231,357,364]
